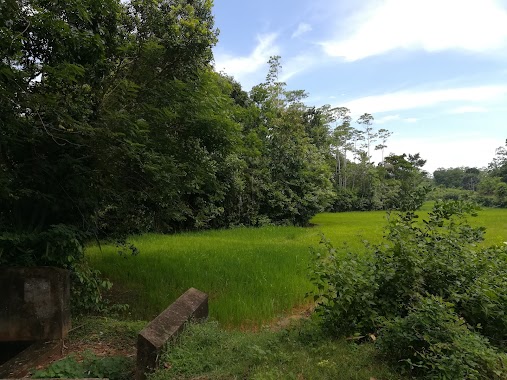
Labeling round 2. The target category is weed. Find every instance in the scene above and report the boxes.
[32,352,133,379]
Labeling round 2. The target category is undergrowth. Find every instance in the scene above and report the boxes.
[148,319,402,380]
[32,352,132,380]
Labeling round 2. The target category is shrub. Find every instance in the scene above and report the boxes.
[308,237,378,335]
[310,200,487,335]
[309,200,507,378]
[71,261,113,314]
[329,188,358,212]
[377,296,507,379]
[455,245,507,346]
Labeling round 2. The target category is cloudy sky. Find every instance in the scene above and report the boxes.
[212,0,507,174]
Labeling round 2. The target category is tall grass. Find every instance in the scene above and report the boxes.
[87,204,507,326]
[88,227,317,326]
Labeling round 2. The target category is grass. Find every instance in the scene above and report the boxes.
[148,319,403,380]
[68,316,146,350]
[87,203,507,327]
[39,316,402,380]
[468,206,507,243]
[88,226,317,326]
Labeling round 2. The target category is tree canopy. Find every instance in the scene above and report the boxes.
[1,0,433,269]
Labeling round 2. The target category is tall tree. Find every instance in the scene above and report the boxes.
[383,153,429,210]
[375,128,392,164]
[330,107,354,189]
[357,113,376,162]
[0,0,222,265]
[248,56,334,225]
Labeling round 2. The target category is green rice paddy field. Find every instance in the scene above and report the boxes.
[87,203,507,327]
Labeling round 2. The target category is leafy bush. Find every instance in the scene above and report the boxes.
[309,238,378,335]
[32,352,133,379]
[377,296,506,379]
[309,200,507,378]
[0,224,85,268]
[310,200,487,335]
[329,188,358,212]
[71,261,113,314]
[456,244,507,346]
[428,184,507,208]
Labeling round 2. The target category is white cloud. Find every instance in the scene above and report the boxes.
[371,114,418,125]
[292,22,312,38]
[448,106,488,114]
[338,85,507,115]
[382,137,502,173]
[321,0,507,61]
[279,53,318,82]
[213,34,279,88]
[376,114,400,124]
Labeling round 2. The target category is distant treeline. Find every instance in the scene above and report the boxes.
[430,147,507,207]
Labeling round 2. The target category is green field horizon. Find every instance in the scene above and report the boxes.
[88,204,507,327]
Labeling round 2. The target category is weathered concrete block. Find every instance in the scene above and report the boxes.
[136,288,208,380]
[0,267,71,341]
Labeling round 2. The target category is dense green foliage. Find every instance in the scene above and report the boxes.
[1,0,230,312]
[0,1,341,272]
[489,140,507,183]
[1,0,222,264]
[377,296,506,379]
[220,56,335,226]
[309,200,507,378]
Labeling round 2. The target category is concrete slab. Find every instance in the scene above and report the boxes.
[136,287,208,380]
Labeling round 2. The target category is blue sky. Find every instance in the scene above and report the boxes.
[212,0,507,174]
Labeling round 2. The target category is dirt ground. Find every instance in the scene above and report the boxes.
[28,304,314,377]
